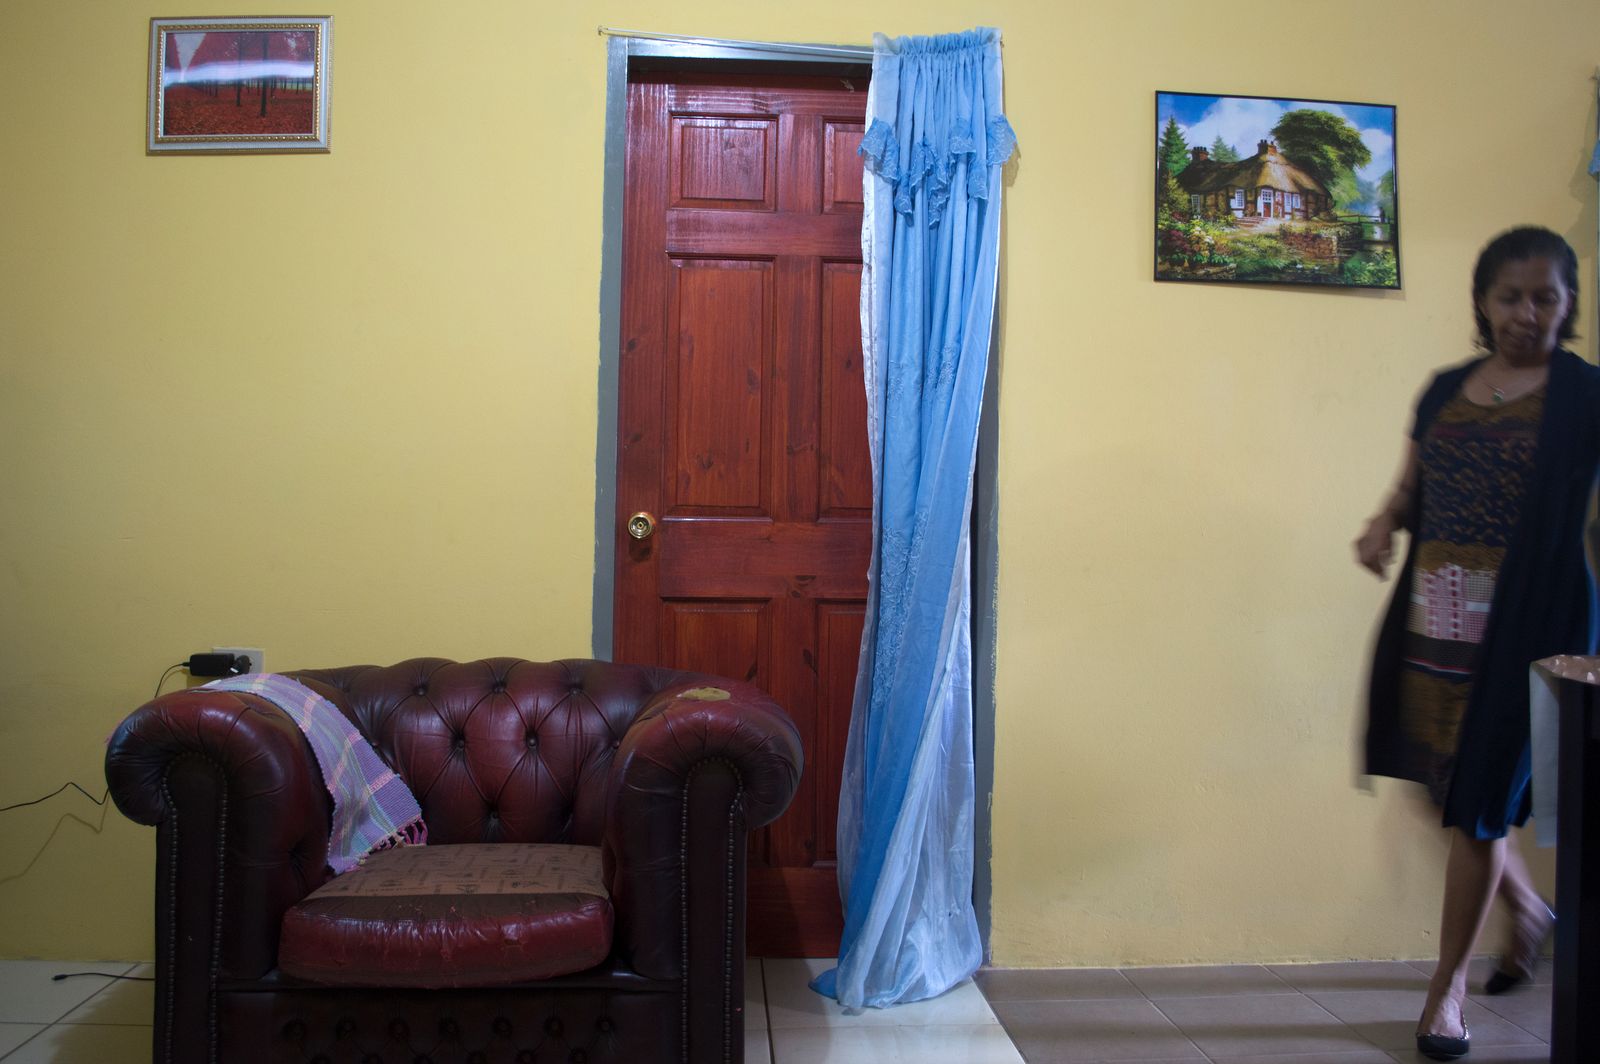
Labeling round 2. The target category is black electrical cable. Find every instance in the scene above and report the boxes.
[153,660,187,699]
[3,661,190,816]
[0,781,108,814]
[51,971,155,981]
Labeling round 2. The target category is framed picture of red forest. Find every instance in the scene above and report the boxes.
[1155,91,1399,289]
[148,17,332,154]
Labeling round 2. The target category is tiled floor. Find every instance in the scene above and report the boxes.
[0,960,154,1064]
[0,955,1553,1063]
[752,956,1024,1063]
[975,954,1553,1064]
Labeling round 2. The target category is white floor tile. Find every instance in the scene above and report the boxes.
[58,969,153,1027]
[770,1023,1024,1064]
[0,962,135,1025]
[1,1022,151,1064]
[0,1024,46,1058]
[763,957,999,1029]
[745,1024,773,1064]
[747,956,766,1031]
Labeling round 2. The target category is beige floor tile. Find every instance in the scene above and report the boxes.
[0,962,134,1025]
[1408,950,1551,985]
[1407,954,1546,987]
[1310,989,1546,1051]
[975,966,1143,1002]
[764,957,997,1029]
[2,1022,152,1064]
[1155,994,1381,1058]
[1124,964,1297,998]
[1266,961,1433,994]
[1210,1052,1395,1064]
[1468,983,1551,1042]
[771,1023,1023,1064]
[1384,1045,1553,1063]
[0,1024,46,1058]
[990,998,1205,1062]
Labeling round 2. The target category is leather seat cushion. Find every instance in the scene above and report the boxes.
[279,843,613,988]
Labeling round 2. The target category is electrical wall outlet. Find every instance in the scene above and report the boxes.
[213,646,265,675]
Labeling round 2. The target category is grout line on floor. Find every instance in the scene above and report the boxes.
[760,958,774,1059]
[0,1027,47,1064]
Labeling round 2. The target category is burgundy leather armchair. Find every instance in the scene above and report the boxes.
[104,657,803,1064]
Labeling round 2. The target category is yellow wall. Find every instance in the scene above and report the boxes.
[1,0,1596,964]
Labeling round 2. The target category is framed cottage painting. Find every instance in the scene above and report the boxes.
[148,17,332,153]
[1154,91,1399,289]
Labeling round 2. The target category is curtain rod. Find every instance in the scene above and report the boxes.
[597,26,874,60]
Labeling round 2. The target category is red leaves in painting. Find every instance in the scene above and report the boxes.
[161,84,315,138]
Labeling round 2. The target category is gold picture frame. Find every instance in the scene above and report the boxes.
[148,16,332,154]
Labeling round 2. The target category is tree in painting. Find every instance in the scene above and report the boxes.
[1156,116,1191,227]
[1270,110,1370,190]
[1158,116,1190,177]
[1208,136,1241,163]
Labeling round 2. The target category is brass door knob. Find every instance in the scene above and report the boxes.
[627,511,657,540]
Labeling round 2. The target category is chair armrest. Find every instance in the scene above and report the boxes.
[105,687,333,979]
[604,679,803,979]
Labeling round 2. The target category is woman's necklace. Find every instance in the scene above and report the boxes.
[1480,358,1547,404]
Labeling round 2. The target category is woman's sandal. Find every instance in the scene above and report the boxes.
[1485,903,1555,995]
[1416,1023,1470,1061]
[1416,999,1470,1060]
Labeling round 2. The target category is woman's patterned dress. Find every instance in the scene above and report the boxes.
[1399,389,1544,804]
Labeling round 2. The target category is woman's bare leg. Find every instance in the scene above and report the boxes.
[1420,830,1504,1037]
[1494,833,1553,976]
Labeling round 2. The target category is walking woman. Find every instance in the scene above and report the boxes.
[1355,226,1600,1060]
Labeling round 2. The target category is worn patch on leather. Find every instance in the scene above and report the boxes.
[678,686,730,701]
[306,842,607,898]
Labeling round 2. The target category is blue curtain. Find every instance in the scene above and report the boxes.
[812,27,1015,1009]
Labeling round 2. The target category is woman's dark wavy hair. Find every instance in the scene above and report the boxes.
[1472,225,1580,351]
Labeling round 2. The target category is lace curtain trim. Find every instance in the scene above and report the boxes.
[859,115,1017,226]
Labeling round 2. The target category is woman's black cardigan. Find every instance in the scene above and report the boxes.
[1365,348,1600,838]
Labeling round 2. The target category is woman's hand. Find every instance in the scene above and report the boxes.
[1354,515,1397,578]
[1358,441,1418,579]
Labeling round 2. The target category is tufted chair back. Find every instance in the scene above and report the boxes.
[290,657,672,847]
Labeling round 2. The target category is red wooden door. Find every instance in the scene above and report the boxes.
[616,70,872,957]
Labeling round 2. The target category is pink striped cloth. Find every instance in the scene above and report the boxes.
[205,673,426,873]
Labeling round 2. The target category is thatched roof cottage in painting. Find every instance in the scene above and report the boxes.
[1176,140,1331,222]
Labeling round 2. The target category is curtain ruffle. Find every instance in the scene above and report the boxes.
[859,114,1017,227]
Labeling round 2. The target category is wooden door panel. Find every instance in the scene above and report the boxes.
[655,522,868,598]
[670,116,777,209]
[666,211,861,257]
[667,82,868,119]
[662,599,769,688]
[824,122,867,213]
[773,256,819,522]
[667,257,771,513]
[621,71,869,956]
[821,261,872,515]
[815,603,865,864]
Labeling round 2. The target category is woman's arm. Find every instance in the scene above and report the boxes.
[1354,439,1419,578]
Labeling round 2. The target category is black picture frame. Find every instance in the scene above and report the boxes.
[1155,90,1399,289]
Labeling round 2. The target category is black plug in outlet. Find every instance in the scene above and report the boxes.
[187,653,250,677]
